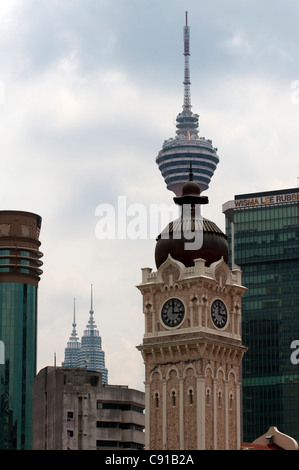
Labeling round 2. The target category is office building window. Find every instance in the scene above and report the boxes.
[0,249,9,272]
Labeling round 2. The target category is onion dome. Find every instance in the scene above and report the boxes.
[155,169,229,269]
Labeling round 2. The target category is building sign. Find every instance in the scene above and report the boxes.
[235,191,299,208]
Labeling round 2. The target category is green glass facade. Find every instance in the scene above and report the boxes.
[0,283,37,449]
[0,210,43,450]
[223,188,299,443]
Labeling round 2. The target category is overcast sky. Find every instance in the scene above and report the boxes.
[0,0,298,391]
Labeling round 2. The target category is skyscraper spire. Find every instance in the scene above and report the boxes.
[70,298,79,342]
[87,283,96,331]
[90,283,93,312]
[62,298,81,367]
[78,285,108,384]
[156,12,219,196]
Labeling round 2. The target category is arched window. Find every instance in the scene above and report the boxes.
[206,388,210,407]
[171,390,176,407]
[229,392,234,410]
[218,391,222,408]
[188,388,193,405]
[154,392,159,409]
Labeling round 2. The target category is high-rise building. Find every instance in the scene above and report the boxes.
[62,285,108,384]
[0,210,43,450]
[33,367,145,450]
[61,299,81,368]
[156,12,219,196]
[223,187,299,442]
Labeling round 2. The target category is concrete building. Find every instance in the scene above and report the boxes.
[0,210,43,450]
[33,367,145,450]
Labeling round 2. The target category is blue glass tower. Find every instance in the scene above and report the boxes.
[156,12,219,196]
[0,211,43,450]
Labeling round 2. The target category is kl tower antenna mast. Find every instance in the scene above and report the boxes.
[183,11,191,112]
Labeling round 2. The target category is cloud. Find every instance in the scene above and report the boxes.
[227,32,252,54]
[0,0,298,393]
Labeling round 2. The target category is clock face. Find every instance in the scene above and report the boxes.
[161,298,185,328]
[211,299,228,329]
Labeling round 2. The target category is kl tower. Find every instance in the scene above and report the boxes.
[156,12,219,196]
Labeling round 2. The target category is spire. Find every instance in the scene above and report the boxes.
[90,283,93,312]
[183,11,191,113]
[69,298,80,343]
[86,284,96,330]
[175,11,199,140]
[61,298,81,368]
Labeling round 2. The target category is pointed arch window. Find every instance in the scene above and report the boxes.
[206,388,211,407]
[154,392,159,409]
[218,391,222,408]
[188,388,193,406]
[229,392,234,410]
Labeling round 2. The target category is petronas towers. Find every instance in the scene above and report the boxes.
[62,285,108,384]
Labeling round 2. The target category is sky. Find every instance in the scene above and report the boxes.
[0,0,298,391]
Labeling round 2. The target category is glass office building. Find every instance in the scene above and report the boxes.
[0,211,43,449]
[223,188,299,442]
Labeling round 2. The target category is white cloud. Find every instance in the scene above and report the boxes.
[227,32,252,54]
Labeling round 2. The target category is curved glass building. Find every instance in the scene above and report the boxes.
[156,12,219,196]
[0,211,43,450]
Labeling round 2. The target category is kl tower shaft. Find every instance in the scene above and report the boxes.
[183,11,191,112]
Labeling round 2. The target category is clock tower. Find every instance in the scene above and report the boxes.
[137,172,247,450]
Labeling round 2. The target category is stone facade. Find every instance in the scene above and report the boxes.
[137,255,247,450]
